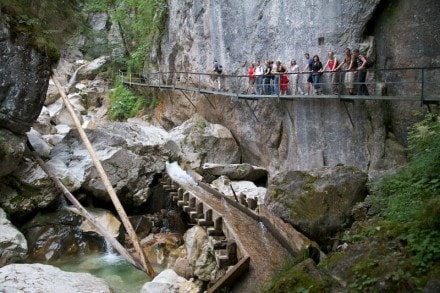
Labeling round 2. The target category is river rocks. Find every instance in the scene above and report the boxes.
[141,269,200,293]
[203,162,268,181]
[210,175,267,205]
[0,263,112,293]
[21,209,104,262]
[265,165,368,251]
[169,114,241,170]
[141,233,184,266]
[167,226,224,282]
[72,207,121,238]
[0,208,28,267]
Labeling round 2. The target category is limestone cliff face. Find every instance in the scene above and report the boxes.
[154,0,440,178]
[0,20,51,134]
[0,19,52,176]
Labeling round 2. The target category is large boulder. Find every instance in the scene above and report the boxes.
[0,208,28,267]
[265,165,368,251]
[0,263,112,293]
[49,121,172,207]
[21,209,105,262]
[169,114,241,170]
[76,56,111,81]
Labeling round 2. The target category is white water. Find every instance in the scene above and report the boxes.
[67,63,87,87]
[102,240,124,264]
[165,161,197,189]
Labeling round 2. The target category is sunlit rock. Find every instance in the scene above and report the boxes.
[211,175,266,205]
[0,263,112,292]
[169,114,241,170]
[141,268,199,293]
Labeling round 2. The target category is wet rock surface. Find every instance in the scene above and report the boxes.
[265,165,368,251]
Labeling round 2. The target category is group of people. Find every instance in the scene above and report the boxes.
[244,48,371,96]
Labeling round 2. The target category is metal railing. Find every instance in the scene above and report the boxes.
[119,67,440,103]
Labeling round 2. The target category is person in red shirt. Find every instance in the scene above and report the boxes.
[322,51,340,94]
[247,63,256,94]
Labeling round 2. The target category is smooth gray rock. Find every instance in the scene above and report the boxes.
[169,114,241,170]
[0,263,112,293]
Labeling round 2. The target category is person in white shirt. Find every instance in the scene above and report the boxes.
[254,60,265,95]
[289,59,303,95]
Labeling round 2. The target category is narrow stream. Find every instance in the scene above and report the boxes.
[50,241,163,293]
[51,254,151,292]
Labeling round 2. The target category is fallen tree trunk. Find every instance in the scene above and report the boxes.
[27,141,144,271]
[51,71,156,277]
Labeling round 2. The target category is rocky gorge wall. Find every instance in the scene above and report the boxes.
[153,0,440,178]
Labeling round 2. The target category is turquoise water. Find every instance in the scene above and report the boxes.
[53,251,163,293]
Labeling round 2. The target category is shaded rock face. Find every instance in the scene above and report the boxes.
[0,129,26,177]
[21,210,105,262]
[0,160,59,220]
[154,0,440,178]
[0,20,51,178]
[265,165,368,251]
[0,208,28,267]
[0,20,51,135]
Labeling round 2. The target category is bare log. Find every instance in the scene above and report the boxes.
[51,71,156,277]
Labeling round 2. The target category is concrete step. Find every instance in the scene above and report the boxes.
[207,227,224,236]
[183,206,195,213]
[189,211,203,222]
[197,219,214,226]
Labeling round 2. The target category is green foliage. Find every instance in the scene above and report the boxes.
[108,81,146,121]
[262,251,330,293]
[1,0,85,62]
[84,0,168,71]
[371,113,440,271]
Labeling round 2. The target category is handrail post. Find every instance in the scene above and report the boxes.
[421,68,425,106]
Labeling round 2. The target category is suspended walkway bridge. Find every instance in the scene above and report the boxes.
[120,67,440,106]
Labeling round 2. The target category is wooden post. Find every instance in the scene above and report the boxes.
[51,71,156,277]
